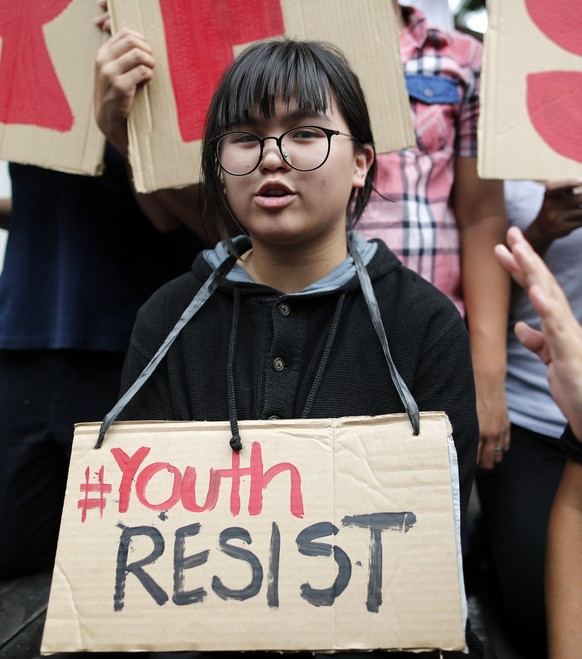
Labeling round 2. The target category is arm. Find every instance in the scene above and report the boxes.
[524,178,582,256]
[0,197,11,231]
[453,157,510,469]
[546,458,582,659]
[94,29,222,243]
[494,227,582,439]
[495,227,582,659]
[412,309,479,520]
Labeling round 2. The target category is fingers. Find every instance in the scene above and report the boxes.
[477,430,509,470]
[94,14,112,34]
[93,0,111,34]
[95,28,155,106]
[94,28,155,154]
[536,180,582,239]
[96,29,155,81]
[494,242,526,288]
[503,227,558,293]
[514,321,550,363]
[102,27,154,60]
[545,178,582,193]
[475,389,510,470]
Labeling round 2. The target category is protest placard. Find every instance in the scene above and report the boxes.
[479,0,582,179]
[109,0,414,192]
[42,413,466,653]
[0,1,106,175]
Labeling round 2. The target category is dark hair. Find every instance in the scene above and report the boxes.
[201,39,376,253]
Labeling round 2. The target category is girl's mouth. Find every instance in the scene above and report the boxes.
[255,182,296,208]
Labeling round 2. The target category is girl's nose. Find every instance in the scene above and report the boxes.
[260,137,291,171]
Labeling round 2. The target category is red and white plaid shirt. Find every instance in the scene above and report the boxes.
[358,6,482,315]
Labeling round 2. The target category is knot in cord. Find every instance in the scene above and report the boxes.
[229,435,243,452]
[227,286,243,451]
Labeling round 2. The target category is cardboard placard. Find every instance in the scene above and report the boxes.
[41,413,465,654]
[0,1,106,175]
[109,0,415,193]
[479,0,582,179]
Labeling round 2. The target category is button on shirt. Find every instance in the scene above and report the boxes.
[358,6,481,316]
[200,232,377,422]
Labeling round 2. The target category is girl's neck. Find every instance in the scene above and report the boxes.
[238,232,349,294]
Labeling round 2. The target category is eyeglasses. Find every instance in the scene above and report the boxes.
[212,125,357,176]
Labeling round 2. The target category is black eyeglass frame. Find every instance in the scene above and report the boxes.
[211,125,359,177]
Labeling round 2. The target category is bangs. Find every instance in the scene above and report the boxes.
[213,40,334,133]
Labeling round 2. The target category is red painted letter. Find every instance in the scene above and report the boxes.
[249,442,304,518]
[525,0,582,56]
[181,466,221,512]
[136,462,183,511]
[0,0,74,130]
[111,446,151,513]
[527,71,582,164]
[159,0,285,142]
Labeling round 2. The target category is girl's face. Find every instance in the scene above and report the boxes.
[221,95,373,254]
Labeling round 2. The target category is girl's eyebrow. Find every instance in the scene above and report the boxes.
[243,109,330,128]
[285,109,330,123]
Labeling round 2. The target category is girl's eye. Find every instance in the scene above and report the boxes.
[289,127,325,140]
[230,132,259,146]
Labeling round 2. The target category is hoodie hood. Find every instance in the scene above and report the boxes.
[202,230,377,294]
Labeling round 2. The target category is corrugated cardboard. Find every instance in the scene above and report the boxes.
[41,413,466,654]
[479,0,582,180]
[109,0,415,193]
[0,1,106,175]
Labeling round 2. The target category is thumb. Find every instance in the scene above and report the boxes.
[514,321,551,365]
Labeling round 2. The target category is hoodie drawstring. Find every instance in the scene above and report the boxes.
[94,253,237,449]
[227,287,243,451]
[301,292,346,418]
[348,238,420,435]
[96,239,420,450]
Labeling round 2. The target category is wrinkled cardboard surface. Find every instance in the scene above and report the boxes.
[479,0,582,179]
[109,0,414,192]
[0,1,106,175]
[41,412,465,654]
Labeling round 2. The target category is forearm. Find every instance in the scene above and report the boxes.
[0,197,11,231]
[546,459,582,659]
[524,178,582,256]
[523,219,553,257]
[461,216,510,377]
[107,141,216,241]
[454,165,510,466]
[463,223,509,466]
[454,163,509,377]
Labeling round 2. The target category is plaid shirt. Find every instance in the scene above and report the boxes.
[358,6,482,315]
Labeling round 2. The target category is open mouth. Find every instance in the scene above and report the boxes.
[261,188,289,197]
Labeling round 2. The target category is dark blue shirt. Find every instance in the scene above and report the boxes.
[0,145,205,351]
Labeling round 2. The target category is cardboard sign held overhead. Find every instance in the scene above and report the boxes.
[0,1,106,175]
[109,0,414,193]
[479,0,582,180]
[41,413,466,654]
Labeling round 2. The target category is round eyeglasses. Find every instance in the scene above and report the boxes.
[212,125,357,176]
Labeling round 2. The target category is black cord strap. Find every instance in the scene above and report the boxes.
[95,254,237,449]
[95,239,420,448]
[349,239,420,435]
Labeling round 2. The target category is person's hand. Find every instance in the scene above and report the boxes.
[93,0,111,34]
[525,178,582,253]
[495,227,582,440]
[475,374,510,469]
[94,28,155,156]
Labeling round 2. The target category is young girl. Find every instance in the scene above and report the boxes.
[114,38,480,657]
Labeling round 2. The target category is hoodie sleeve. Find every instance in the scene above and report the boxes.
[411,308,479,521]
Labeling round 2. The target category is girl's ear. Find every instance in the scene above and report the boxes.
[352,145,375,189]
